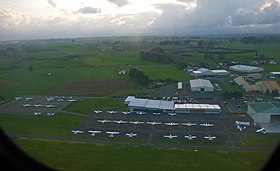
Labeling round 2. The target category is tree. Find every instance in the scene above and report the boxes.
[28,66,34,72]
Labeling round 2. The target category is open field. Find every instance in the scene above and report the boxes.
[14,138,269,171]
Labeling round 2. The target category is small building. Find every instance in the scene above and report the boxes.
[190,79,214,92]
[247,73,262,80]
[270,72,280,77]
[118,69,126,75]
[229,65,264,73]
[233,76,249,88]
[247,102,280,123]
[178,82,183,90]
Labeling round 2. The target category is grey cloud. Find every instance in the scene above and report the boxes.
[107,0,129,7]
[78,7,101,14]
[47,0,57,8]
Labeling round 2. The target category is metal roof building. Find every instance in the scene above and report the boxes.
[229,65,264,73]
[192,68,228,77]
[247,102,280,123]
[190,79,214,92]
[175,103,221,114]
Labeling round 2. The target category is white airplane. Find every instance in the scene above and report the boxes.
[33,104,43,107]
[88,130,101,136]
[256,128,266,134]
[185,135,196,140]
[25,97,33,101]
[22,104,31,107]
[136,111,147,115]
[45,96,54,101]
[181,122,197,126]
[168,113,177,116]
[236,124,246,131]
[106,131,120,137]
[204,135,216,141]
[15,97,23,100]
[45,104,55,108]
[93,110,102,114]
[146,121,162,126]
[152,112,161,115]
[113,120,128,124]
[129,121,144,125]
[200,123,214,127]
[163,134,178,139]
[107,110,117,114]
[72,130,84,134]
[126,132,137,138]
[47,112,54,116]
[68,99,76,102]
[97,119,111,124]
[34,112,42,115]
[235,121,250,126]
[122,111,131,115]
[165,122,179,126]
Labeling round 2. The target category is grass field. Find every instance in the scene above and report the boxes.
[135,64,191,80]
[14,138,269,171]
[63,98,128,115]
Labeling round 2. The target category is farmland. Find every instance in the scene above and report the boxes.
[0,35,280,171]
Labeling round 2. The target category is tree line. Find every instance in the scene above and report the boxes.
[129,68,149,86]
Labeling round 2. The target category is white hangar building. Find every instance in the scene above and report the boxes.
[192,68,229,77]
[247,102,280,123]
[125,96,221,114]
[229,65,264,73]
[190,79,214,92]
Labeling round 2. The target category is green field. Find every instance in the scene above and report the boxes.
[14,138,269,171]
[64,98,128,115]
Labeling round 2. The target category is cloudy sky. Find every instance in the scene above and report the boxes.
[1,0,280,40]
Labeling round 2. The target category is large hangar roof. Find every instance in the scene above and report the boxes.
[175,104,221,110]
[128,98,174,110]
[249,102,280,114]
[190,79,213,88]
[229,65,264,73]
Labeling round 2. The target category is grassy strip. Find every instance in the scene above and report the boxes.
[14,138,270,171]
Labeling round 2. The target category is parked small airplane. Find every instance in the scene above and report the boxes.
[107,110,117,114]
[256,128,266,134]
[163,134,178,139]
[136,111,147,115]
[72,130,84,134]
[200,123,214,127]
[185,135,196,140]
[88,130,101,136]
[165,122,179,126]
[181,122,197,126]
[68,99,76,102]
[236,124,246,131]
[97,120,111,124]
[34,112,42,115]
[106,131,120,137]
[47,112,54,116]
[204,135,216,140]
[146,121,162,126]
[122,111,131,115]
[152,112,161,115]
[93,110,102,114]
[168,113,177,116]
[113,120,128,124]
[22,104,31,107]
[25,97,33,101]
[15,97,23,100]
[45,104,55,108]
[33,104,43,107]
[129,121,144,125]
[45,96,54,101]
[235,121,250,126]
[126,132,137,138]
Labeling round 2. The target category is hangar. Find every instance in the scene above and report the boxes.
[229,65,264,73]
[192,68,229,77]
[125,96,221,114]
[190,79,214,92]
[247,102,280,123]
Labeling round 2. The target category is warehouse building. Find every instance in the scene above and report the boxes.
[234,76,249,88]
[256,81,280,95]
[190,79,214,92]
[247,73,262,80]
[175,103,221,114]
[125,96,221,114]
[229,65,264,73]
[192,68,228,77]
[247,102,280,123]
